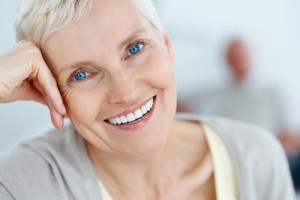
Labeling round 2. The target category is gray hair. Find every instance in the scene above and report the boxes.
[15,0,163,45]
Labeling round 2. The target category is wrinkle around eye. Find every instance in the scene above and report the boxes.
[123,42,159,65]
[60,84,77,103]
[59,79,101,107]
[58,72,103,96]
[133,45,165,62]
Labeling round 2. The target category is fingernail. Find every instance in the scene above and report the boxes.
[59,115,64,128]
[54,114,64,129]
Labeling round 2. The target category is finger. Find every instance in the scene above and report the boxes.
[0,81,46,105]
[24,88,47,105]
[44,89,64,129]
[31,60,66,115]
[50,108,64,129]
[33,80,65,129]
[18,80,47,105]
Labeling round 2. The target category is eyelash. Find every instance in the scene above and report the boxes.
[124,39,146,60]
[68,68,93,84]
[68,39,147,84]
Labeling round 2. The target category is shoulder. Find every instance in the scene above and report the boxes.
[201,116,284,168]
[177,113,284,164]
[0,124,77,170]
[204,116,280,153]
[20,124,85,158]
[176,113,295,199]
[0,125,94,199]
[177,113,279,151]
[203,116,295,199]
[0,125,83,174]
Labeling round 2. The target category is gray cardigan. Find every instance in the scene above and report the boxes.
[0,114,296,200]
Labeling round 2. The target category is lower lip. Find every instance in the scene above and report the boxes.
[106,97,156,131]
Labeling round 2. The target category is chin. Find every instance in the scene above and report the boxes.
[127,134,167,157]
[125,117,175,158]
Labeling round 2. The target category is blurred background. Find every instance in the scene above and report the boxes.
[1,0,300,194]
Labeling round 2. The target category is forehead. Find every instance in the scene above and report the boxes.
[43,0,152,69]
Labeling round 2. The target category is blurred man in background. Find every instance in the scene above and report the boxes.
[226,39,250,83]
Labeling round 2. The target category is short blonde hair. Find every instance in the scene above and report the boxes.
[15,0,163,45]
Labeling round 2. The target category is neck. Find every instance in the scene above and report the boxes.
[87,133,177,197]
[87,120,210,199]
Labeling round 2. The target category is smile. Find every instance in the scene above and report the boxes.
[106,96,156,126]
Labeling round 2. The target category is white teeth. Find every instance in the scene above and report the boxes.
[141,106,147,114]
[150,98,153,108]
[126,113,136,122]
[120,116,127,123]
[115,117,121,125]
[134,109,143,119]
[108,97,155,125]
[146,102,151,111]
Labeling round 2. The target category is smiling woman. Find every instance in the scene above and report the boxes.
[0,0,296,200]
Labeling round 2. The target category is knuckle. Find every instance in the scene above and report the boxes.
[13,40,42,59]
[27,46,41,57]
[18,41,41,56]
[18,40,33,49]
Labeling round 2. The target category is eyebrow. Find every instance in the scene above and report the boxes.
[118,28,148,50]
[59,28,148,73]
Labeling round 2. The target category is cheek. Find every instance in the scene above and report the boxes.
[140,51,176,90]
[63,87,104,124]
[141,51,177,116]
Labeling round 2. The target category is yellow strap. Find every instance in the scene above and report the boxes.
[203,123,239,200]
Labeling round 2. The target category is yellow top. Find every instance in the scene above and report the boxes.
[203,122,239,200]
[98,179,113,200]
[97,122,239,200]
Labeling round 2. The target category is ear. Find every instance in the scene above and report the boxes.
[163,32,175,64]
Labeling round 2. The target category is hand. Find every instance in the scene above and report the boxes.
[0,40,66,129]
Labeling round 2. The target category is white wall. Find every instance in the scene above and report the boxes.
[1,0,300,155]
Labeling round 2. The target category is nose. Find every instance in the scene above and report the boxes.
[106,70,140,105]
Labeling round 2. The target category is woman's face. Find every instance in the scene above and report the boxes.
[42,0,177,157]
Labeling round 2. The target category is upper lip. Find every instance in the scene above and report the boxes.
[105,96,155,120]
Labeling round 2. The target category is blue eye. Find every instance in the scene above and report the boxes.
[74,71,88,81]
[128,44,144,55]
